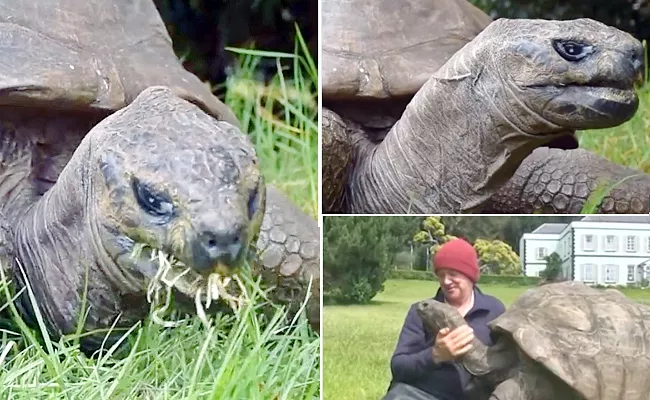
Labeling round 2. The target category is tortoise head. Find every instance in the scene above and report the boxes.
[416,299,467,336]
[437,18,643,134]
[417,298,520,393]
[90,87,265,281]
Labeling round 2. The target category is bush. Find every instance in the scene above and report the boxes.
[323,217,417,305]
[540,252,563,282]
[388,269,542,286]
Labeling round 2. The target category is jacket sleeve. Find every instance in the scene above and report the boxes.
[390,304,437,383]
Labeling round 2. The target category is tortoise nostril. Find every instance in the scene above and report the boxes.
[191,230,245,273]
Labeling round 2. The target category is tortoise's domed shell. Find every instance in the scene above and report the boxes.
[322,0,491,99]
[0,0,237,125]
[491,281,650,399]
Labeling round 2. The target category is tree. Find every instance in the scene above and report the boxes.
[323,216,419,304]
[412,217,458,270]
[540,252,564,282]
[473,239,522,275]
[413,217,521,275]
[441,216,583,253]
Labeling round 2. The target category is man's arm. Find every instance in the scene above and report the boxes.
[390,304,437,382]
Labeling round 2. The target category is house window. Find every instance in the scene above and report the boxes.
[604,265,618,283]
[582,264,595,282]
[536,247,547,260]
[646,237,650,253]
[583,235,595,251]
[628,265,636,282]
[626,236,638,252]
[604,235,617,252]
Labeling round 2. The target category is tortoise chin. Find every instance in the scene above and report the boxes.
[534,85,639,129]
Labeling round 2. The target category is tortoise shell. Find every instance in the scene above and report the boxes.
[490,281,650,400]
[322,0,491,100]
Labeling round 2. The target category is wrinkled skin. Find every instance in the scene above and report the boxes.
[417,282,650,400]
[0,0,320,354]
[322,15,646,214]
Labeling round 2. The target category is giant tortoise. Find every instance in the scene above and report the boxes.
[417,281,650,400]
[322,0,650,214]
[0,0,320,354]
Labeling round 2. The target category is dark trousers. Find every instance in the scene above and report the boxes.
[382,383,445,400]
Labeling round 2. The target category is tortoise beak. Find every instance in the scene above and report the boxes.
[189,230,245,275]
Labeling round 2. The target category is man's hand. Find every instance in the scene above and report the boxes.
[431,325,475,363]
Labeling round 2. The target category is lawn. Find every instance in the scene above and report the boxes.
[322,279,650,400]
[0,35,319,399]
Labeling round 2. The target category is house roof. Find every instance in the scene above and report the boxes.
[580,215,650,224]
[532,223,568,234]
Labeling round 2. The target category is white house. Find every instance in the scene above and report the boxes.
[520,216,650,286]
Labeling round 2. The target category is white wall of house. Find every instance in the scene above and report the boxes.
[521,227,573,278]
[521,219,650,286]
[572,221,650,285]
[560,229,573,279]
[522,235,560,277]
[573,256,649,285]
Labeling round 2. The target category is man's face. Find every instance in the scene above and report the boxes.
[435,268,473,304]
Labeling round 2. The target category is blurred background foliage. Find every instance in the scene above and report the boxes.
[153,0,317,94]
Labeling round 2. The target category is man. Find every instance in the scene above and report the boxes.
[383,238,506,400]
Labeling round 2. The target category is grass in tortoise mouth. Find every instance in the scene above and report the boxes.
[129,243,251,329]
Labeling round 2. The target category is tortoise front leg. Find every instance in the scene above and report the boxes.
[490,378,526,400]
[322,107,353,214]
[254,185,320,332]
[483,147,650,214]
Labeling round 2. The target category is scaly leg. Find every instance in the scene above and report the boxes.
[484,147,650,214]
[254,185,320,332]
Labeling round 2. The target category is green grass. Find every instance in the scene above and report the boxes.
[578,84,650,212]
[0,33,319,399]
[322,279,650,400]
[223,27,318,217]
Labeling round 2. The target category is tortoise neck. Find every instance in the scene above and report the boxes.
[12,137,92,335]
[463,334,522,396]
[348,73,564,213]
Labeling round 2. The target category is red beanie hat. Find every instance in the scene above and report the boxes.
[433,238,479,283]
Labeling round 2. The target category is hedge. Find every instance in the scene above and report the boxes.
[389,269,542,286]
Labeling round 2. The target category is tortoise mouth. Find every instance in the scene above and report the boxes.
[102,228,248,312]
[125,241,249,325]
[523,84,639,129]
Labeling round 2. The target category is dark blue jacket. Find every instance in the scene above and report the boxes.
[387,286,506,400]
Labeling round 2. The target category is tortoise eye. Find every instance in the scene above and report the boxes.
[552,40,594,62]
[132,178,174,217]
